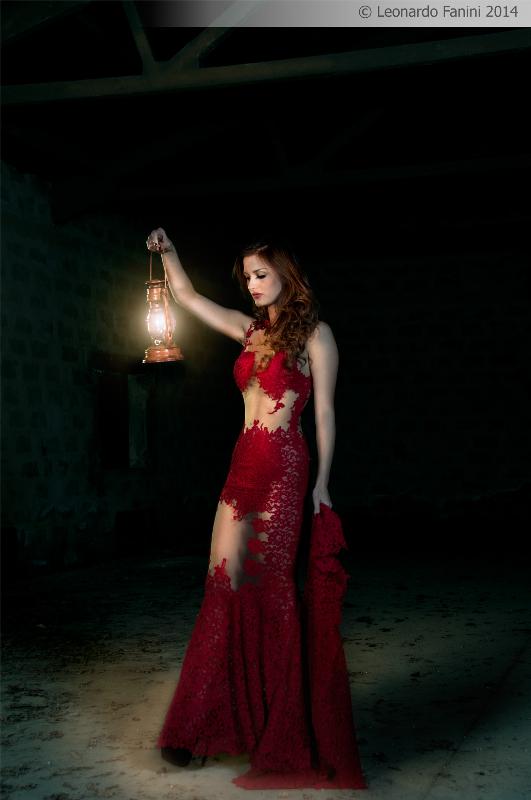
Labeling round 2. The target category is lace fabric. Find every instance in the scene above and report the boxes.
[233,318,312,436]
[156,319,367,790]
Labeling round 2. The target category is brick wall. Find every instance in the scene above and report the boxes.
[304,249,530,509]
[1,160,155,571]
[2,160,529,574]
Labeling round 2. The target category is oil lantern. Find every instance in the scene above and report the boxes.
[143,252,184,364]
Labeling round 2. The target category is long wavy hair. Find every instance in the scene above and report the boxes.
[232,240,320,371]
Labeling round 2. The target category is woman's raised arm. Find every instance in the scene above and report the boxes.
[147,228,253,345]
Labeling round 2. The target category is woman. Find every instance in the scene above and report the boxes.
[146,228,367,790]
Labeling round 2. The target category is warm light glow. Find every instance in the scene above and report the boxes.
[147,303,167,346]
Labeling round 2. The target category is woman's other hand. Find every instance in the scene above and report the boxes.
[146,227,174,253]
[312,483,333,515]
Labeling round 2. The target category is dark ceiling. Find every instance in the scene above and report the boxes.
[2,1,530,250]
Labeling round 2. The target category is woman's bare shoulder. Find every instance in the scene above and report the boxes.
[307,320,335,345]
[307,321,337,365]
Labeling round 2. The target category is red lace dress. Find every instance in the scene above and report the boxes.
[156,318,367,790]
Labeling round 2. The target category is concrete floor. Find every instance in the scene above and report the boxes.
[1,552,530,800]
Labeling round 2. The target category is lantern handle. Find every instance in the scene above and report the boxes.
[149,251,169,292]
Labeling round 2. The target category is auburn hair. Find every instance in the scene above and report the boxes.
[232,240,320,371]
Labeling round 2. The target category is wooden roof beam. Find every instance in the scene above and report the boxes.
[3,30,531,106]
[125,153,531,199]
[49,152,531,223]
[122,0,157,76]
[307,108,386,171]
[1,0,91,45]
[162,1,258,70]
[48,119,240,221]
[165,27,234,70]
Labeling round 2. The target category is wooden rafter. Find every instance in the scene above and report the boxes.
[120,153,531,199]
[122,0,157,76]
[164,27,233,70]
[307,108,385,171]
[3,30,531,106]
[48,119,240,221]
[0,0,91,45]
[162,1,257,70]
[49,152,531,223]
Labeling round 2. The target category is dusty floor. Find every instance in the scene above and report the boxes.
[1,552,530,800]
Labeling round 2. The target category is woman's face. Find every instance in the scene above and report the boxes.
[243,254,283,308]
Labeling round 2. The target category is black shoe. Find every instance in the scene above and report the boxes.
[161,746,193,767]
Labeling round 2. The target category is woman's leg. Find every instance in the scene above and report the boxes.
[208,499,270,591]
